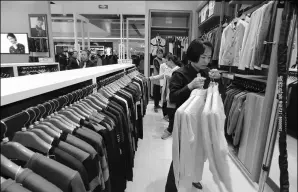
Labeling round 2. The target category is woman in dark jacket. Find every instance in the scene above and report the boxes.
[165,39,225,192]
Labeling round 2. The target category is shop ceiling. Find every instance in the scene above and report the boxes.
[51,14,145,38]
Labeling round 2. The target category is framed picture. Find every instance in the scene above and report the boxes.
[0,33,29,54]
[28,14,48,37]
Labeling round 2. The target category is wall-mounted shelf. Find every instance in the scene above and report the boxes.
[1,64,134,106]
[229,0,263,5]
[222,72,267,83]
[151,26,189,30]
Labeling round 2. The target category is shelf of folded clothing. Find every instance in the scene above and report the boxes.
[222,72,267,83]
[1,64,134,106]
[151,26,189,31]
[229,0,263,5]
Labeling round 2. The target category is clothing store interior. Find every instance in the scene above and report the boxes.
[0,1,297,192]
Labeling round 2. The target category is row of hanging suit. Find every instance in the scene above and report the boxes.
[218,1,279,70]
[0,69,149,192]
[172,83,233,192]
[223,83,265,182]
[223,70,297,182]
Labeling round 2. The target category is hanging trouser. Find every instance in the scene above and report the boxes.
[153,84,161,107]
[165,162,177,192]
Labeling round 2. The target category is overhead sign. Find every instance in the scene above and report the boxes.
[98,5,108,9]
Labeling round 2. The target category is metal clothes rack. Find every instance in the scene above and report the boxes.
[0,66,133,139]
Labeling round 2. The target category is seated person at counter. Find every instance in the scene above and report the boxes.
[80,50,97,68]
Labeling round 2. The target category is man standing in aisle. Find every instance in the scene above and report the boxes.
[80,50,97,68]
[152,48,166,112]
[66,50,80,70]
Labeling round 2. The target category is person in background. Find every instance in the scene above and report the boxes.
[139,55,144,74]
[90,54,97,65]
[152,48,166,112]
[150,57,169,119]
[165,39,225,192]
[80,50,96,68]
[160,54,182,139]
[7,33,25,54]
[96,50,103,66]
[66,51,80,70]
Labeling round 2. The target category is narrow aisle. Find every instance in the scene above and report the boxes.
[126,102,258,192]
[126,101,173,192]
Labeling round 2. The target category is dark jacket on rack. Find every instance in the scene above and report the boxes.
[169,63,225,109]
[79,60,97,68]
[67,57,80,70]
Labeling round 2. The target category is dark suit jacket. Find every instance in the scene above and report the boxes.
[79,60,97,68]
[67,57,80,70]
[31,27,46,37]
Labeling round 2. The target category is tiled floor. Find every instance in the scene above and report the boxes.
[126,102,259,192]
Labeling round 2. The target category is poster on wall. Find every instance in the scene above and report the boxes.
[0,33,29,54]
[29,14,48,37]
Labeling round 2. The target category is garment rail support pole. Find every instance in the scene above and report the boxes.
[257,2,283,191]
[73,12,79,52]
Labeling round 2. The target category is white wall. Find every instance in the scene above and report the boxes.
[1,1,54,63]
[51,21,109,38]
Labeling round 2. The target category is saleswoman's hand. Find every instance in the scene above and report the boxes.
[209,71,221,80]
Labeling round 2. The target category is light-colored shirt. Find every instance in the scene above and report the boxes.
[218,20,247,67]
[239,1,274,70]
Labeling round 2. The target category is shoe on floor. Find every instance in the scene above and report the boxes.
[161,130,172,139]
[154,107,158,113]
[192,182,203,189]
[156,105,162,109]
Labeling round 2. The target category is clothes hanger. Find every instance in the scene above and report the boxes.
[1,118,34,162]
[1,139,34,162]
[37,104,62,134]
[12,110,51,154]
[27,108,54,144]
[42,102,73,133]
[0,154,24,180]
[57,96,81,124]
[51,99,78,127]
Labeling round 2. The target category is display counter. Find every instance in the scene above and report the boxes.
[1,64,134,106]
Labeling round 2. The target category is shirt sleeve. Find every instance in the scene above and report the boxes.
[169,72,191,105]
[153,59,160,72]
